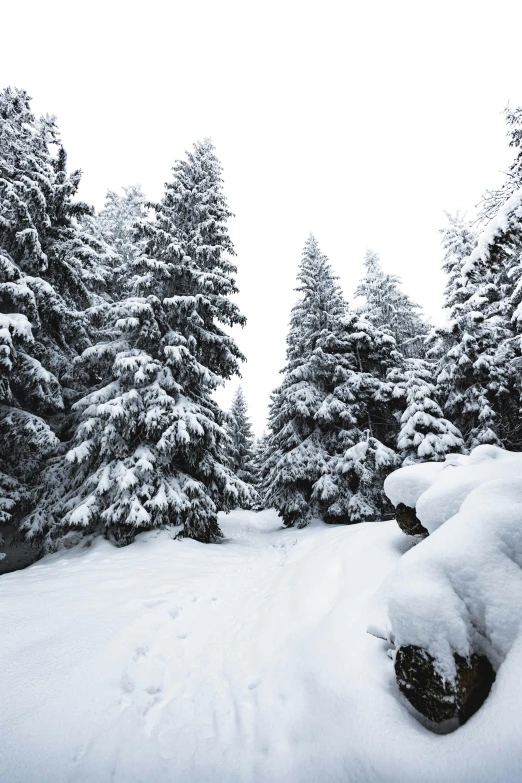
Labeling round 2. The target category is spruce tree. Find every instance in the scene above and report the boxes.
[434,212,522,449]
[0,87,109,536]
[473,105,522,447]
[29,139,253,548]
[226,386,257,487]
[355,249,429,359]
[465,197,522,448]
[440,213,477,313]
[263,236,399,527]
[97,185,147,258]
[391,358,465,464]
[326,435,398,522]
[313,309,400,524]
[94,185,148,291]
[426,211,478,365]
[252,431,269,509]
[263,236,348,527]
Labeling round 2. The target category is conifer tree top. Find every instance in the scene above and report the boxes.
[355,249,428,359]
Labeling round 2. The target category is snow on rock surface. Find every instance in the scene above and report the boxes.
[1,508,522,782]
[384,460,449,510]
[385,444,522,689]
[384,444,522,533]
[416,447,522,534]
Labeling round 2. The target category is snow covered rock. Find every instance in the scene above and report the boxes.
[384,460,450,513]
[384,460,448,536]
[395,645,494,724]
[414,447,522,534]
[394,503,428,538]
[383,445,522,723]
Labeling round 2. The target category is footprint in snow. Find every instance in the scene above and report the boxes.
[142,598,167,609]
[121,673,136,693]
[120,644,166,715]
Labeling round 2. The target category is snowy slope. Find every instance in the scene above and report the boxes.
[1,510,521,783]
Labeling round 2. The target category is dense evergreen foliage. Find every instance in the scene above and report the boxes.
[431,213,522,449]
[355,250,429,359]
[0,91,252,552]
[391,358,465,464]
[262,236,400,527]
[30,139,253,548]
[0,87,110,530]
[2,86,522,558]
[226,386,257,489]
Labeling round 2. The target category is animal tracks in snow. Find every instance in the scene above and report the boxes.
[114,527,297,730]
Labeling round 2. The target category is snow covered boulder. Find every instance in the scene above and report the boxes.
[383,445,522,537]
[384,460,450,512]
[384,461,449,537]
[395,645,494,724]
[414,446,522,534]
[394,503,428,538]
[383,445,522,724]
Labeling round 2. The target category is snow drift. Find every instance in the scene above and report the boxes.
[383,445,522,724]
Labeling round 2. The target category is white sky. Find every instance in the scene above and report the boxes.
[3,0,522,433]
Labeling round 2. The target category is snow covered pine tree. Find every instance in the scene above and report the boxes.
[226,386,257,491]
[0,87,110,545]
[391,358,465,464]
[263,235,351,527]
[466,107,522,449]
[355,249,428,359]
[29,138,253,549]
[263,236,398,528]
[433,212,521,449]
[251,431,270,508]
[94,185,148,292]
[315,307,400,524]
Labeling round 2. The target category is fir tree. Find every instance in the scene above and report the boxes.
[434,212,522,449]
[313,309,400,523]
[355,250,429,359]
[94,185,148,291]
[440,213,477,313]
[252,431,269,509]
[98,185,147,257]
[0,87,109,534]
[264,236,399,527]
[391,358,465,464]
[427,212,477,384]
[327,435,398,522]
[473,105,522,445]
[479,105,522,222]
[27,139,253,548]
[263,236,348,527]
[226,386,257,487]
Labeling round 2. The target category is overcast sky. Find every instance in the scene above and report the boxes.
[3,0,522,433]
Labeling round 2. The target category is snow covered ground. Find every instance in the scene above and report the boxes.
[1,509,521,783]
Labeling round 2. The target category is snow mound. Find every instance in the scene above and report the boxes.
[385,445,522,683]
[383,460,449,510]
[384,445,522,533]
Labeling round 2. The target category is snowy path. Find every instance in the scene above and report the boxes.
[1,511,520,782]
